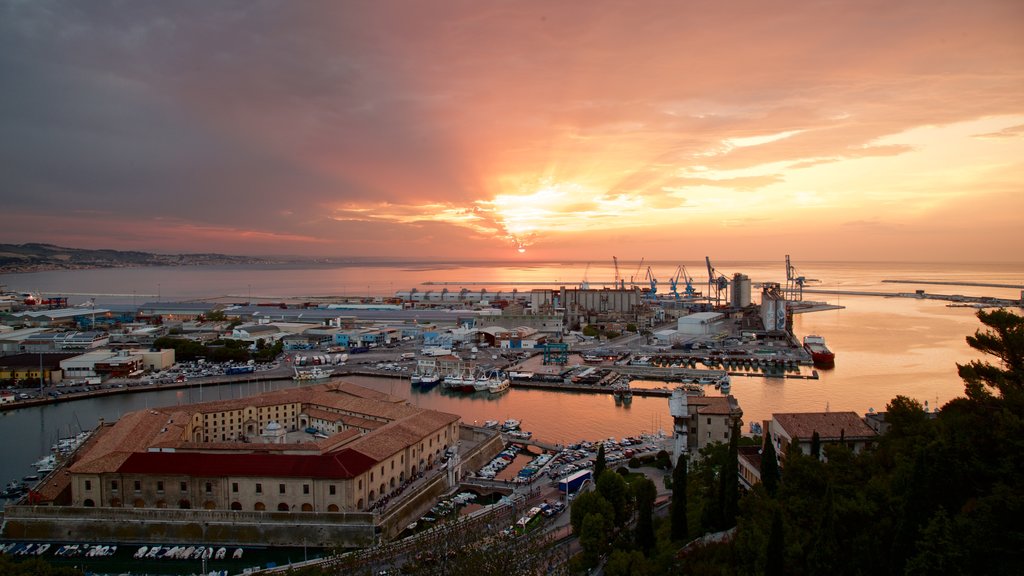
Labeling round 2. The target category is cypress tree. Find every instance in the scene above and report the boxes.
[671,455,689,541]
[761,434,779,497]
[810,430,821,459]
[595,443,607,478]
[765,508,785,576]
[635,478,657,554]
[719,420,740,527]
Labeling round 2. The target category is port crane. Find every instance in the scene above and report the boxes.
[668,265,698,300]
[630,257,645,288]
[612,256,624,289]
[784,254,818,301]
[705,256,730,306]
[644,266,658,299]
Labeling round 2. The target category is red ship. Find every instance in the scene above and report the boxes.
[803,335,835,366]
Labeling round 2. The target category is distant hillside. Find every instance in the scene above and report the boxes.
[0,243,288,273]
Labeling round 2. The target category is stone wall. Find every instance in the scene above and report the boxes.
[1,505,376,548]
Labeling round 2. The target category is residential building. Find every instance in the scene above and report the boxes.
[669,388,743,463]
[766,411,877,461]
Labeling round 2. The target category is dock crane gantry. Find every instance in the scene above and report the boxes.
[613,256,623,289]
[668,265,699,300]
[630,257,645,288]
[644,266,658,299]
[784,255,818,301]
[705,256,730,306]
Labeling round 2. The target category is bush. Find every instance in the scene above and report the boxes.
[628,457,642,468]
[655,450,672,469]
[616,466,630,476]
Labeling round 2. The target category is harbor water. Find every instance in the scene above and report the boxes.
[3,261,1023,493]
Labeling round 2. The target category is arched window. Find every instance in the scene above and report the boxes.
[327,504,339,512]
[83,498,95,507]
[203,500,216,510]
[254,502,266,511]
[301,503,313,512]
[133,498,145,508]
[368,490,375,502]
[390,478,396,489]
[379,483,385,495]
[357,498,364,509]
[155,500,167,509]
[179,499,191,509]
[277,503,289,511]
[230,502,242,511]
[110,497,122,507]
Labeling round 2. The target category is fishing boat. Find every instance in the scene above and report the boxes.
[488,376,510,394]
[293,366,334,381]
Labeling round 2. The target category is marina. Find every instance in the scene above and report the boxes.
[2,260,1022,571]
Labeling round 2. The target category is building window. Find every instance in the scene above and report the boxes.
[329,485,336,496]
[180,481,187,492]
[707,417,711,425]
[111,480,118,491]
[85,480,92,491]
[303,484,310,495]
[157,481,164,493]
[279,484,286,494]
[256,483,262,494]
[232,483,239,493]
[134,480,141,492]
[205,482,212,493]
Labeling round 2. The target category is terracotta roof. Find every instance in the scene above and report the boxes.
[317,428,362,452]
[773,412,876,441]
[69,411,169,474]
[69,380,462,475]
[303,406,345,422]
[694,395,741,415]
[117,449,377,479]
[737,445,763,471]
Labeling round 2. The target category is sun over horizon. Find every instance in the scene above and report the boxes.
[1,1,1021,262]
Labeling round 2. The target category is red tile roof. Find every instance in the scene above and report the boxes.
[773,412,876,441]
[117,449,377,479]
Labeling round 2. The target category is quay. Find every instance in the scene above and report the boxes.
[883,279,1024,290]
[803,287,1022,307]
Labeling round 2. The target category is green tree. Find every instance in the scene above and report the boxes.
[671,455,689,541]
[570,491,614,535]
[604,549,651,576]
[810,430,821,459]
[904,508,963,576]
[582,325,600,338]
[595,443,607,478]
[957,308,1024,400]
[597,469,631,525]
[719,420,740,527]
[761,435,779,497]
[579,513,612,569]
[764,508,785,576]
[634,477,657,554]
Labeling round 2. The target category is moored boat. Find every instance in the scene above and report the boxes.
[293,366,334,381]
[803,335,835,366]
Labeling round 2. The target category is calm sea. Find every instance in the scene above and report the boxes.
[2,261,1022,487]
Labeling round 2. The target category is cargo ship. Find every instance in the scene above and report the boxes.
[803,335,835,366]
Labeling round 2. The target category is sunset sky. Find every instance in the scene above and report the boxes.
[1,1,1022,261]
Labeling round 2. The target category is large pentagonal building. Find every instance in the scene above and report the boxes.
[67,381,461,514]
